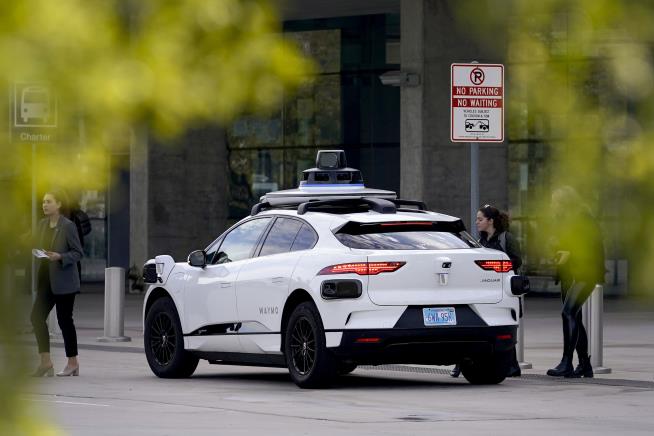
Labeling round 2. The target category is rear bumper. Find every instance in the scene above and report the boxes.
[331,325,517,366]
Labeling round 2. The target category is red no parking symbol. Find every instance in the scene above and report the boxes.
[470,67,485,85]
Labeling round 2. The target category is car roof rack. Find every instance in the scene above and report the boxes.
[297,197,396,215]
[251,202,272,216]
[250,197,430,216]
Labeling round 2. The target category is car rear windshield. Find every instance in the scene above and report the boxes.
[334,221,480,250]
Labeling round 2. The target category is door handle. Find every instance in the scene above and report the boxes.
[219,282,232,288]
[271,277,285,284]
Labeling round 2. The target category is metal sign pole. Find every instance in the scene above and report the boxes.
[31,142,37,303]
[470,142,479,238]
[31,142,60,337]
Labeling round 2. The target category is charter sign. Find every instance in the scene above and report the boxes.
[450,63,504,142]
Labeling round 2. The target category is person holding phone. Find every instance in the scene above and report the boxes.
[547,186,605,378]
[30,189,83,377]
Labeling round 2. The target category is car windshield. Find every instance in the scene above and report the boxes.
[334,221,480,250]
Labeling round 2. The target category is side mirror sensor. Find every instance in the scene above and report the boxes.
[188,250,207,268]
[511,275,530,296]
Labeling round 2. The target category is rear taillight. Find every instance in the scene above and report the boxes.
[318,262,406,276]
[379,221,433,227]
[475,260,513,273]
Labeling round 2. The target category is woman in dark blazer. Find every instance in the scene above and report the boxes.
[31,189,84,377]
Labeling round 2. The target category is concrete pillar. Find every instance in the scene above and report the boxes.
[130,126,149,270]
[400,0,425,202]
[400,0,508,227]
[148,127,230,260]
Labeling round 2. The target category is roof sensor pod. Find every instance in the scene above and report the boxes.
[302,149,363,186]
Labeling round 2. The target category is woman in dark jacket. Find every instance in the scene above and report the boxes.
[452,204,523,378]
[31,189,83,377]
[476,204,522,272]
[477,205,523,377]
[547,187,605,378]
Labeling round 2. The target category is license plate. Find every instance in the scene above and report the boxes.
[423,307,457,326]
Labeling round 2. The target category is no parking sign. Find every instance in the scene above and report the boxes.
[450,63,504,142]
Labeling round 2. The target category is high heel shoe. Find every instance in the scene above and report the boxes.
[32,365,54,377]
[56,366,79,377]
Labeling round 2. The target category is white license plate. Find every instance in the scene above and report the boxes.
[423,307,457,326]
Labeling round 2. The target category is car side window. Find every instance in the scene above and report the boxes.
[259,218,303,257]
[290,224,318,252]
[214,217,272,264]
[205,239,221,264]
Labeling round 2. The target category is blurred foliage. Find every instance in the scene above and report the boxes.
[455,0,654,297]
[0,0,313,434]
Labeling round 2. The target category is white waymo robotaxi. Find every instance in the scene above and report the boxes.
[142,150,529,388]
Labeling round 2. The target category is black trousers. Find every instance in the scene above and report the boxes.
[30,286,78,357]
[560,281,594,359]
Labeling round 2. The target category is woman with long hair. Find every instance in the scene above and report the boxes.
[547,186,605,378]
[476,204,523,272]
[30,189,83,377]
[452,204,523,378]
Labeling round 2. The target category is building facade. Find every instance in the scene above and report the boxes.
[18,0,625,294]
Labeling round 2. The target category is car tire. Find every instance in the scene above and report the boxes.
[460,351,510,385]
[284,302,336,388]
[144,297,199,378]
[337,361,358,376]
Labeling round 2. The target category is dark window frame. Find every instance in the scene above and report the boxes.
[207,216,274,264]
[254,215,319,258]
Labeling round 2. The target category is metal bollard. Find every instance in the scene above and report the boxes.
[584,285,611,374]
[517,296,532,369]
[588,285,611,374]
[97,267,131,342]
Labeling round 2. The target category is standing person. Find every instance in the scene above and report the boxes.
[30,189,83,377]
[476,204,523,273]
[547,186,605,378]
[451,204,523,378]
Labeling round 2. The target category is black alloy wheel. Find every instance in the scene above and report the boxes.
[284,302,336,388]
[150,311,176,366]
[144,297,199,378]
[289,317,316,375]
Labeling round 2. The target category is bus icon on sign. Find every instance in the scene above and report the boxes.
[464,119,489,132]
[13,83,57,128]
[21,86,50,123]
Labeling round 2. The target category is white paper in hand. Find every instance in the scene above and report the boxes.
[32,249,49,259]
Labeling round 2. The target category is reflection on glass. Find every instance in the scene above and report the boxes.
[79,190,106,281]
[226,18,401,220]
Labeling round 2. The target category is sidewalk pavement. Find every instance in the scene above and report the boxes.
[18,286,654,382]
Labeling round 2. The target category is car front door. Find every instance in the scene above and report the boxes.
[184,217,272,352]
[236,217,318,354]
